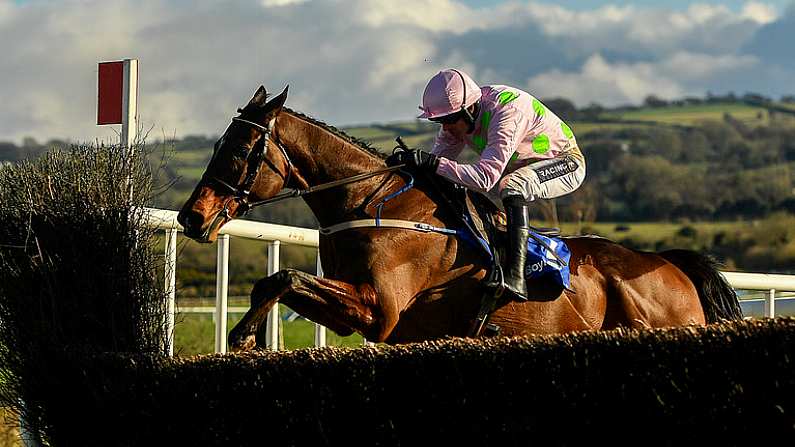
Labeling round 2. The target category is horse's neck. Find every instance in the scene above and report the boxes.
[278,112,396,226]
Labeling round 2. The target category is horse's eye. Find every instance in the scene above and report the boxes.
[233,146,249,159]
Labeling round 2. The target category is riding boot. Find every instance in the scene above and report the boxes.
[502,195,529,301]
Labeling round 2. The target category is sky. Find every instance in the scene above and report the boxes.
[1,0,795,144]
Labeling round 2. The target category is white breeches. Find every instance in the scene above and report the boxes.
[499,147,586,201]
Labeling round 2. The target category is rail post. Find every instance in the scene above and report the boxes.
[265,241,281,351]
[215,235,230,353]
[164,228,177,356]
[314,248,327,347]
[765,288,776,318]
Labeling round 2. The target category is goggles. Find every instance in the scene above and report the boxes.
[428,111,464,125]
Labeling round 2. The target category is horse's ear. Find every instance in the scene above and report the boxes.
[247,86,269,108]
[265,85,289,114]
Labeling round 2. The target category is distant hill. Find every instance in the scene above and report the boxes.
[2,96,795,224]
[4,96,794,292]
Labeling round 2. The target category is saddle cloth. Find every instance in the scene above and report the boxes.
[452,186,572,290]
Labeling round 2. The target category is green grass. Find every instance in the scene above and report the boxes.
[173,305,365,356]
[608,104,768,126]
[559,220,751,244]
[341,126,396,140]
[345,124,437,153]
[568,121,657,135]
[175,166,207,182]
[171,150,211,165]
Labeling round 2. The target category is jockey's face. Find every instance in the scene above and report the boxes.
[442,117,470,139]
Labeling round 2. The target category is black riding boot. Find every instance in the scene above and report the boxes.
[502,196,529,301]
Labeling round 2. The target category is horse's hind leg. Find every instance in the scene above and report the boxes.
[228,268,378,351]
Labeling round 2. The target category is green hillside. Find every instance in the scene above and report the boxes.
[608,103,769,125]
[3,96,795,278]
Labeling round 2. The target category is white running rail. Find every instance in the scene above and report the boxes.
[144,207,322,355]
[143,207,795,355]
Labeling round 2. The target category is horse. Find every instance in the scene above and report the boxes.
[177,85,743,351]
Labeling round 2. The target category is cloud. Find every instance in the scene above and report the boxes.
[741,1,778,23]
[0,0,793,144]
[260,0,309,7]
[525,51,761,107]
[526,54,684,107]
[742,3,795,67]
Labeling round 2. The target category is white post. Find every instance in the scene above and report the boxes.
[314,249,327,347]
[265,241,281,351]
[120,59,138,203]
[121,58,138,153]
[164,228,177,356]
[215,235,230,353]
[765,288,776,318]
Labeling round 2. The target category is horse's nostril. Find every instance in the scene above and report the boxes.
[178,210,205,232]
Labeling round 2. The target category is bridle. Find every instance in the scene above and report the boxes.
[201,115,406,235]
[199,116,292,237]
[207,116,294,217]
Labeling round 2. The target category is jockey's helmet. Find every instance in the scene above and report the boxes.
[418,69,481,121]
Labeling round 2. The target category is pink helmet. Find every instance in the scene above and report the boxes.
[418,69,482,119]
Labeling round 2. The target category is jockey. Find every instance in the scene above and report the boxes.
[387,68,586,301]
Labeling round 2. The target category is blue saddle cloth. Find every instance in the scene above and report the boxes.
[455,193,571,290]
[436,181,571,292]
[524,232,571,289]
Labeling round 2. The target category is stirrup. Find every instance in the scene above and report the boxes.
[502,283,528,302]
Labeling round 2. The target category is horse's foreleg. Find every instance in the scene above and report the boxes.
[228,268,378,351]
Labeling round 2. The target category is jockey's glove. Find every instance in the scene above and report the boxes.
[386,149,439,173]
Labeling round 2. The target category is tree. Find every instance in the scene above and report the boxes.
[542,97,578,122]
[643,95,668,108]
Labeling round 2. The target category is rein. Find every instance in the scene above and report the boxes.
[247,164,407,209]
[211,116,406,215]
[209,119,461,243]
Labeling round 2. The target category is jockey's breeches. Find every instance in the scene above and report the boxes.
[499,146,586,201]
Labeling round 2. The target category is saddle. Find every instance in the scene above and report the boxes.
[425,176,572,336]
[432,178,561,265]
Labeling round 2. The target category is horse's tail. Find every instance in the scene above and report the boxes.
[659,249,743,323]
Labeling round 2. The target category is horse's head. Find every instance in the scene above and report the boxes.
[178,85,290,242]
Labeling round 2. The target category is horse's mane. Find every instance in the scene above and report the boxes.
[283,107,387,160]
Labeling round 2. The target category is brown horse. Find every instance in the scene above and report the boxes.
[177,86,742,351]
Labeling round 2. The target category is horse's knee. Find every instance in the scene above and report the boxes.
[251,269,301,304]
[250,277,272,306]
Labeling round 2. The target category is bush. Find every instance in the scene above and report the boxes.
[25,319,795,445]
[0,142,169,441]
[677,225,698,237]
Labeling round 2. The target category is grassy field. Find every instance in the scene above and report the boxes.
[163,101,793,188]
[557,220,752,244]
[173,302,365,356]
[606,103,769,126]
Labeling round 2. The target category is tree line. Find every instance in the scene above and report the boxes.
[561,117,795,222]
[2,98,794,224]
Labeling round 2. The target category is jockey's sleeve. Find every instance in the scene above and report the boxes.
[435,108,527,192]
[430,128,465,159]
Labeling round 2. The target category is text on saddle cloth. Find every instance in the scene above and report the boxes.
[525,232,571,289]
[459,191,571,290]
